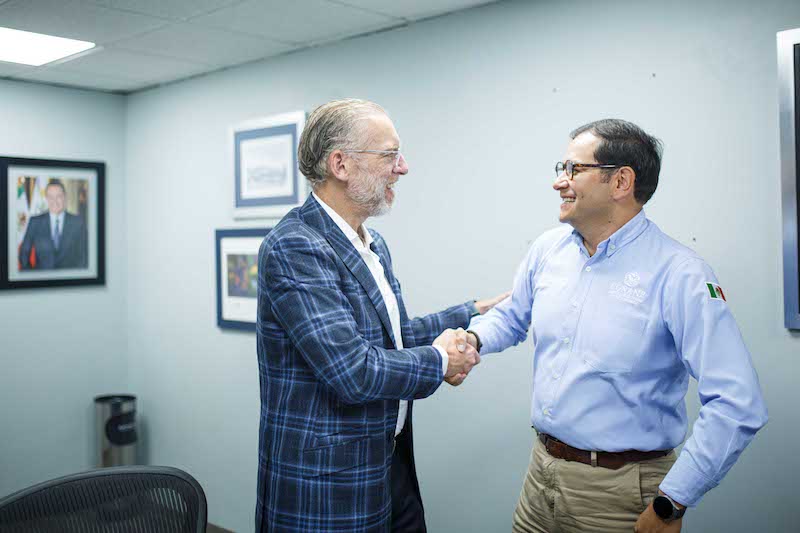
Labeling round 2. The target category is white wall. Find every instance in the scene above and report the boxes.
[0,80,127,497]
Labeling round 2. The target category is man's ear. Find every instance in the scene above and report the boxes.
[613,166,636,202]
[328,150,351,184]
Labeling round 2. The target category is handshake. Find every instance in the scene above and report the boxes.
[433,328,480,387]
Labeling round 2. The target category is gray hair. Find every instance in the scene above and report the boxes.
[298,98,386,189]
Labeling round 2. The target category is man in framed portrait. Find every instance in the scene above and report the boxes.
[18,180,88,270]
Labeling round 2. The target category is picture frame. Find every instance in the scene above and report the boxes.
[0,156,105,290]
[778,28,800,330]
[232,110,306,220]
[215,227,270,331]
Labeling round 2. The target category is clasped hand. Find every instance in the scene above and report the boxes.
[433,328,480,386]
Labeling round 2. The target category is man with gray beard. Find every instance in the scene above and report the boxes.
[255,98,507,532]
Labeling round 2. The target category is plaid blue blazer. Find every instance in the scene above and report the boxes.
[255,195,471,532]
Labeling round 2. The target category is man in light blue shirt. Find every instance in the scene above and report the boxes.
[467,119,767,532]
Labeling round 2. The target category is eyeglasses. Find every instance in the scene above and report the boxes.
[342,149,403,168]
[555,160,624,180]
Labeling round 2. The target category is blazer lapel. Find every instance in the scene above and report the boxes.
[300,196,397,348]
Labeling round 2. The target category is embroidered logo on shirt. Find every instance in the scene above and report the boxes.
[706,282,726,301]
[624,272,640,287]
[610,274,647,304]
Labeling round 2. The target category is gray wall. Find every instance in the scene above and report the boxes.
[124,0,800,531]
[0,80,127,496]
[2,0,798,531]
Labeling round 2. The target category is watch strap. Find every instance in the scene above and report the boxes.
[466,329,483,352]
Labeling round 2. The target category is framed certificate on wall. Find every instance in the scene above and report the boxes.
[231,111,306,220]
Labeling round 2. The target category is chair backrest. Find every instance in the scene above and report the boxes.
[0,466,207,533]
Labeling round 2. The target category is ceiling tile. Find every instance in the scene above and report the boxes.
[50,48,210,84]
[113,23,293,68]
[22,67,139,91]
[86,0,240,21]
[0,0,167,43]
[190,0,399,45]
[0,0,495,94]
[334,0,496,20]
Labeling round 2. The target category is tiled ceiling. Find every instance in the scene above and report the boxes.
[0,0,497,94]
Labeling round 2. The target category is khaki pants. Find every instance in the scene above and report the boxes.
[512,435,676,533]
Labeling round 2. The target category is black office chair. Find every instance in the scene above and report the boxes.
[0,466,207,532]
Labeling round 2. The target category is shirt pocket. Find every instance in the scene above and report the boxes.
[581,307,649,373]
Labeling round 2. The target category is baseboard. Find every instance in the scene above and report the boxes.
[207,523,236,533]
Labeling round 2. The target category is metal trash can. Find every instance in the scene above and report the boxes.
[94,394,137,467]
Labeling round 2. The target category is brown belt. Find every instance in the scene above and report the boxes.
[538,432,671,470]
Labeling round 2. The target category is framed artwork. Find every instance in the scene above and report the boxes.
[778,28,800,330]
[232,110,306,220]
[0,156,105,290]
[216,227,270,331]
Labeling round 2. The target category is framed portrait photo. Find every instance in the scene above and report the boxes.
[0,157,105,290]
[215,228,270,331]
[232,110,306,220]
[778,28,800,329]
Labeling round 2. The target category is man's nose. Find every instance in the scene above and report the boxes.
[395,153,409,175]
[553,176,569,190]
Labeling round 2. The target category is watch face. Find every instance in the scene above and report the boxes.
[653,496,674,519]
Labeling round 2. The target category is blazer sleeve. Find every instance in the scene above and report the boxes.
[76,215,88,268]
[263,231,444,404]
[407,303,472,347]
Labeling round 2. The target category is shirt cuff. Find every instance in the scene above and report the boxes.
[433,344,449,377]
[659,452,719,507]
[467,321,494,355]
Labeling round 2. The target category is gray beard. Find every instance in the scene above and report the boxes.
[348,171,391,218]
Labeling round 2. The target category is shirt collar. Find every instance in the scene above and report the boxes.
[571,209,649,257]
[312,192,372,250]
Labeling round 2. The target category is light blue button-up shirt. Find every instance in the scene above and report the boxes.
[470,210,767,506]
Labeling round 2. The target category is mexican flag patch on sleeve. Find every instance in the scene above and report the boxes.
[706,282,726,301]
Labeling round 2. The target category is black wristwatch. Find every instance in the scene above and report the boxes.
[466,330,482,352]
[653,494,686,522]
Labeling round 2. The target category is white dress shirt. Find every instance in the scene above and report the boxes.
[313,193,448,436]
